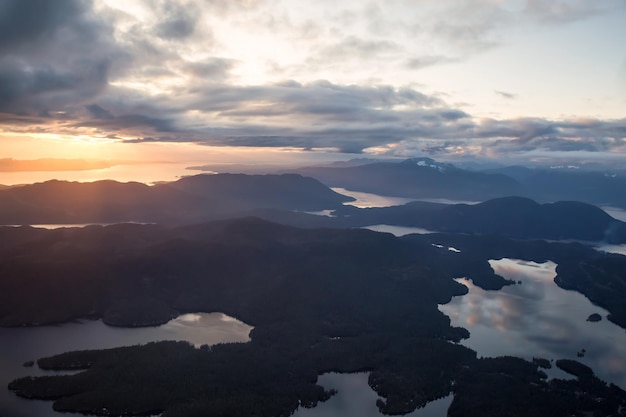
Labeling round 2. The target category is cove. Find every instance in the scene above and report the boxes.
[439,259,626,389]
[292,373,452,417]
[0,313,252,417]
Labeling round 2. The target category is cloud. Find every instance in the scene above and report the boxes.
[0,0,122,116]
[184,58,237,81]
[524,0,605,24]
[312,36,401,61]
[0,0,84,50]
[405,55,459,70]
[495,90,517,100]
[0,0,624,166]
[151,0,201,40]
[4,71,625,158]
[85,104,115,120]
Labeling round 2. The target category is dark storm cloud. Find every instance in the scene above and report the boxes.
[0,0,83,50]
[0,0,121,116]
[86,104,115,120]
[76,113,178,133]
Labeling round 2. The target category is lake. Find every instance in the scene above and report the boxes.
[595,243,626,256]
[363,224,435,236]
[292,373,452,417]
[332,188,417,208]
[439,258,626,388]
[0,313,252,417]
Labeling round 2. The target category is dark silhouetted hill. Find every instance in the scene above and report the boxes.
[291,158,525,201]
[0,174,352,225]
[486,166,626,208]
[253,197,626,243]
[162,173,353,211]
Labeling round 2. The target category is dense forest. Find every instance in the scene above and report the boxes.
[4,218,626,416]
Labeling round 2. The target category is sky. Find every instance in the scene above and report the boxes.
[0,0,625,183]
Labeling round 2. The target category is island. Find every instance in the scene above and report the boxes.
[587,313,603,322]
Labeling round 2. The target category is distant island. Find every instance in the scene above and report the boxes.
[289,157,626,209]
[0,173,353,225]
[587,313,603,322]
[259,196,626,244]
[0,173,624,244]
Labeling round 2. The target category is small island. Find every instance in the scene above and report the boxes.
[587,313,603,322]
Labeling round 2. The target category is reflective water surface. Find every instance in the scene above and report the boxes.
[595,243,626,256]
[439,259,626,388]
[292,373,452,417]
[0,313,252,417]
[363,224,435,236]
[601,206,626,222]
[332,188,416,208]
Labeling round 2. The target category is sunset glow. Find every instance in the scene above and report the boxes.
[1,0,625,184]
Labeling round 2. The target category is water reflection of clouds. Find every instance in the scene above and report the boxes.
[0,313,253,417]
[440,258,626,388]
[332,188,416,208]
[363,225,434,236]
[595,244,626,256]
[292,373,452,417]
[178,313,202,322]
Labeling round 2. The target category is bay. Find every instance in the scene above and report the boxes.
[332,188,416,208]
[292,373,452,417]
[0,313,252,417]
[363,224,435,236]
[439,259,626,388]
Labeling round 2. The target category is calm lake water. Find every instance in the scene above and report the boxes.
[0,313,252,417]
[363,224,435,236]
[292,373,452,417]
[332,188,417,208]
[595,243,626,256]
[439,259,626,388]
[602,206,626,222]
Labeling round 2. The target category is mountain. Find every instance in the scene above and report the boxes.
[485,166,626,209]
[253,196,626,244]
[0,174,352,225]
[163,173,353,211]
[291,157,525,201]
[0,179,201,224]
[420,197,623,241]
